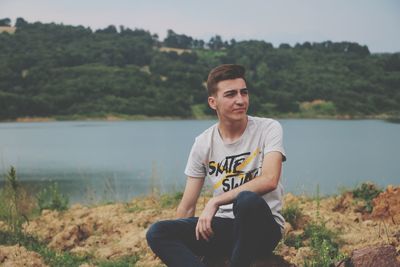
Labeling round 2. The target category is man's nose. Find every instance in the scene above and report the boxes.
[235,93,245,105]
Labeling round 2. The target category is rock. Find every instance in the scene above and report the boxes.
[343,245,400,267]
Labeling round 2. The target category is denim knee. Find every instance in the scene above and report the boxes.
[146,221,165,247]
[233,191,265,217]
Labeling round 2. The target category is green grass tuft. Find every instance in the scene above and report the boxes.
[125,202,145,213]
[284,233,303,249]
[160,192,183,208]
[282,203,303,229]
[36,182,69,212]
[352,182,382,213]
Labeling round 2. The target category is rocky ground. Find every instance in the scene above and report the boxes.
[277,185,400,266]
[0,186,399,266]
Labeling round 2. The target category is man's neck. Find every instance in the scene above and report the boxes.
[218,116,248,143]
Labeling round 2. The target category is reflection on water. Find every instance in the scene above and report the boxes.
[0,167,183,204]
[0,174,149,205]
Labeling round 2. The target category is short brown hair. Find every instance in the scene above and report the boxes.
[206,64,246,96]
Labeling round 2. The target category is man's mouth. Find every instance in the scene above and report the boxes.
[233,108,246,112]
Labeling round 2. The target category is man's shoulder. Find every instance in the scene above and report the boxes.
[248,116,282,130]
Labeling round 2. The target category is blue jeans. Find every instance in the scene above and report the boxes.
[146,191,282,267]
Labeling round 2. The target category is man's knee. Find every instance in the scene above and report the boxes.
[233,191,266,217]
[236,191,263,208]
[147,219,194,246]
[146,221,166,247]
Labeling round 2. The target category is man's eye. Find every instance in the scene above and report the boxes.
[241,89,249,95]
[225,93,235,97]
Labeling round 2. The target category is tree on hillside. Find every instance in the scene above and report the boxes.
[15,17,28,28]
[279,43,291,49]
[0,18,11,27]
[385,53,400,71]
[208,35,225,50]
[192,39,205,49]
[95,25,118,34]
[163,29,193,49]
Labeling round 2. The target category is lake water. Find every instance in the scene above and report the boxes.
[0,119,399,204]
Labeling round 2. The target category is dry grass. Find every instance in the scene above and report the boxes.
[158,47,191,54]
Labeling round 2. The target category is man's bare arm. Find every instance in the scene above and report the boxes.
[196,151,283,241]
[176,176,205,218]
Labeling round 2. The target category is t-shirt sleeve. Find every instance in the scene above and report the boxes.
[184,137,207,178]
[264,120,287,162]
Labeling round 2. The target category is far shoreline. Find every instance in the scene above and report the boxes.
[1,113,399,123]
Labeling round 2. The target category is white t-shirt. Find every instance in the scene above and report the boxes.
[184,116,286,229]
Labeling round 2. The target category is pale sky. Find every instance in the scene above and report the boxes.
[1,0,399,53]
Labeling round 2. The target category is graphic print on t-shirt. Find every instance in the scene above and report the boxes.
[208,148,260,192]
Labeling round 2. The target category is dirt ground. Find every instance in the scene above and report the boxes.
[1,186,399,267]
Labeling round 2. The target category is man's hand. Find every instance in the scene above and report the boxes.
[195,198,218,241]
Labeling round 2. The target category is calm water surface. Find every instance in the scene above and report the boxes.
[0,119,399,203]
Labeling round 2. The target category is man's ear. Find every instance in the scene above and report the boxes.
[208,96,217,110]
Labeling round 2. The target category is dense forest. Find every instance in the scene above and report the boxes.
[0,17,399,120]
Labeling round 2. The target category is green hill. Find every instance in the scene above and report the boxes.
[0,17,399,120]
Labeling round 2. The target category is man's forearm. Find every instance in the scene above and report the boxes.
[176,204,195,218]
[212,175,278,208]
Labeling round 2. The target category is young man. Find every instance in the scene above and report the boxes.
[146,64,286,267]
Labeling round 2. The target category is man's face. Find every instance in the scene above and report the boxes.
[208,78,249,122]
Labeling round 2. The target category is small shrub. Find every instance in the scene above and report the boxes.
[352,182,382,212]
[36,182,69,212]
[0,167,34,233]
[303,239,338,267]
[304,222,339,254]
[301,184,346,267]
[282,203,303,229]
[303,221,344,267]
[284,233,303,249]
